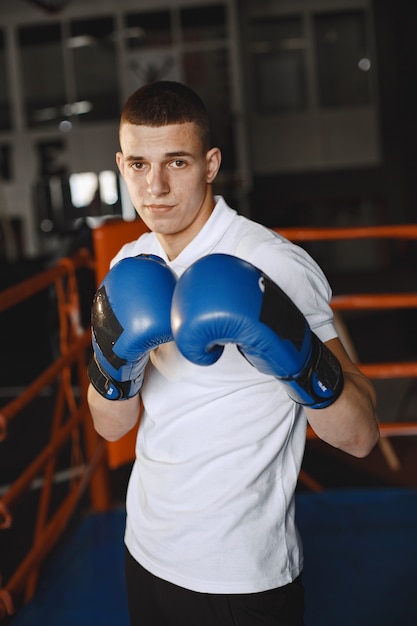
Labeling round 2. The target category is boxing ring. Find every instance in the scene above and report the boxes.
[0,221,417,622]
[277,224,417,489]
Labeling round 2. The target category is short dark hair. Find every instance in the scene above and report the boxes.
[120,81,211,152]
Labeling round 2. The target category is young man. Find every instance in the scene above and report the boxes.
[87,81,379,625]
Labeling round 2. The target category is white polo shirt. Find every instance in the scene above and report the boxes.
[113,197,337,594]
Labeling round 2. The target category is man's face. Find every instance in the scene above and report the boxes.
[116,121,221,257]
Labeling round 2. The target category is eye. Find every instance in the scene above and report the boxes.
[131,162,145,171]
[171,159,187,168]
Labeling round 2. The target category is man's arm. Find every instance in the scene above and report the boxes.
[86,254,177,441]
[87,383,141,442]
[305,337,379,458]
[171,253,380,459]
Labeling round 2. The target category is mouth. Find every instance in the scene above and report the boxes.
[145,204,175,213]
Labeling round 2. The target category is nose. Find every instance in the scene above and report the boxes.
[147,165,169,196]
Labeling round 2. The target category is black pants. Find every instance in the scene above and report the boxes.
[125,549,305,626]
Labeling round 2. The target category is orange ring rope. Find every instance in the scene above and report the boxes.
[276,223,417,241]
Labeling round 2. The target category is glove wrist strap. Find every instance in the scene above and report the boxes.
[87,356,142,401]
[288,334,344,409]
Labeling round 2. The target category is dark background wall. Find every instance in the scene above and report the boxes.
[251,0,417,229]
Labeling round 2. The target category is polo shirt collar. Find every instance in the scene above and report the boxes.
[168,196,236,275]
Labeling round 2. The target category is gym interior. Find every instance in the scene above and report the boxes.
[1,0,417,624]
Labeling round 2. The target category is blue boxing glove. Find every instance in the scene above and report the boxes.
[171,254,343,409]
[88,254,176,400]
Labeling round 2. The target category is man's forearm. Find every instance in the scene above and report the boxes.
[87,384,141,442]
[305,338,379,458]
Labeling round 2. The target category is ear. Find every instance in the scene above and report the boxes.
[116,151,125,178]
[206,147,222,184]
